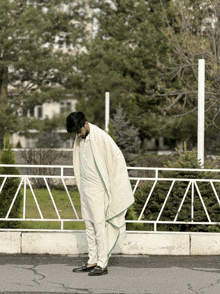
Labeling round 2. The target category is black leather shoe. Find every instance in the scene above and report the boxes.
[72,263,97,273]
[88,265,108,276]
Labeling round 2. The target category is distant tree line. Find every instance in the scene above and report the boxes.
[1,0,220,154]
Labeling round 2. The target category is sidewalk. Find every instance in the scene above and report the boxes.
[1,254,220,294]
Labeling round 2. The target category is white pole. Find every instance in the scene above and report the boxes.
[105,92,110,132]
[197,59,205,167]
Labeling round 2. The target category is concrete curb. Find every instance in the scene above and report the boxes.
[0,231,220,255]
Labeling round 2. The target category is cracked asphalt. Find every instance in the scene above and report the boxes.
[0,254,220,294]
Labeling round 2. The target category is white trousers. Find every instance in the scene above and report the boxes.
[84,219,108,269]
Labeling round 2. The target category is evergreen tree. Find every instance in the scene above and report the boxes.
[71,0,171,138]
[111,107,141,165]
[134,145,220,232]
[0,0,88,148]
[0,134,22,228]
[68,0,220,152]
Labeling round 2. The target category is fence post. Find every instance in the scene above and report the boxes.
[191,181,194,222]
[23,177,27,219]
[197,59,205,167]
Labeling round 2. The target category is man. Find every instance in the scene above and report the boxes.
[66,112,134,276]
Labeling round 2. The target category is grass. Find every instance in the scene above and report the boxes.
[18,187,86,230]
[9,185,138,231]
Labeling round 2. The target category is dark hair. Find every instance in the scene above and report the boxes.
[66,112,87,133]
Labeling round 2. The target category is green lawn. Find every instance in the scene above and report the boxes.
[12,186,138,231]
[19,187,86,230]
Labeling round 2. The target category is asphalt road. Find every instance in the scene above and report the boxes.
[1,254,220,294]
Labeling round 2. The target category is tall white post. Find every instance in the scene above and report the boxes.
[105,92,110,132]
[197,59,205,166]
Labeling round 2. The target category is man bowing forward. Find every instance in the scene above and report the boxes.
[66,112,134,276]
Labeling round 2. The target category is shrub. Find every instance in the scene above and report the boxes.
[133,145,220,232]
[20,148,70,188]
[111,107,141,165]
[0,135,22,228]
[36,132,62,149]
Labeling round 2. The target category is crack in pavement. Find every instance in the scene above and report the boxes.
[51,280,127,294]
[15,265,46,285]
[50,281,93,294]
[187,278,220,294]
[61,283,123,294]
[187,283,199,293]
[198,278,220,293]
[61,283,93,293]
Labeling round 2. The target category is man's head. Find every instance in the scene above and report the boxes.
[66,112,89,139]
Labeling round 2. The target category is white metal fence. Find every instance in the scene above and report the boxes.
[1,164,220,232]
[128,167,220,231]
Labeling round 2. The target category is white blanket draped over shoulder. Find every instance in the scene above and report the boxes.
[73,123,134,255]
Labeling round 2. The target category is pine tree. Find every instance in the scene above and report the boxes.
[134,145,220,232]
[111,107,141,165]
[0,134,22,228]
[72,0,170,136]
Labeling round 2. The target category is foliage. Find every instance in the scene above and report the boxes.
[107,122,116,142]
[36,132,62,149]
[2,0,220,154]
[20,148,70,188]
[134,145,220,232]
[0,0,88,148]
[0,134,22,228]
[16,141,22,148]
[158,0,220,149]
[72,0,171,138]
[68,0,220,153]
[110,107,141,165]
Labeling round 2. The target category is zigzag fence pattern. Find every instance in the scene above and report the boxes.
[1,164,220,232]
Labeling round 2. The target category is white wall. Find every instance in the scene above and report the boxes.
[1,231,220,255]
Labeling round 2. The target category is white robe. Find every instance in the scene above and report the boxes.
[79,134,106,223]
[73,123,134,255]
